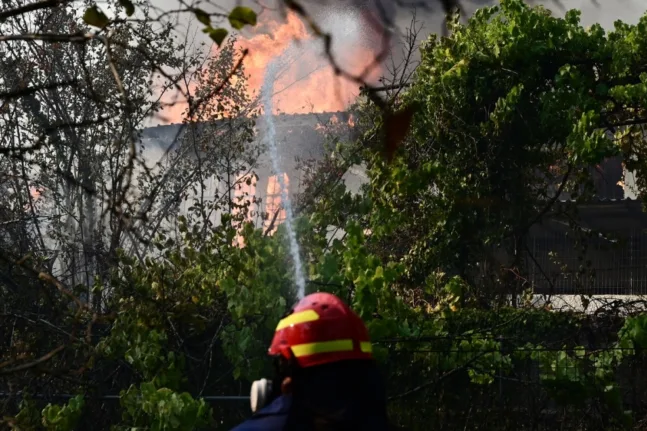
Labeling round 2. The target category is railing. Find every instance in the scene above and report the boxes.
[386,344,647,431]
[528,229,647,296]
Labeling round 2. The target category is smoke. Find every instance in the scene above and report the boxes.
[316,8,378,72]
[147,0,646,122]
[150,0,646,53]
[295,0,646,73]
[233,6,384,114]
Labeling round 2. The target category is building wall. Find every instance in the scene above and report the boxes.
[139,112,363,233]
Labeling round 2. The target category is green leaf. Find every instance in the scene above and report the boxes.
[119,0,135,16]
[205,27,229,47]
[193,8,211,26]
[228,6,257,30]
[83,5,110,29]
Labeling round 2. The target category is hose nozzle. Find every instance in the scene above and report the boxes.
[250,378,273,413]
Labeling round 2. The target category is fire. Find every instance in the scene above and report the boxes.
[159,10,382,123]
[313,112,357,134]
[233,173,257,247]
[264,173,289,235]
[22,186,43,213]
[237,10,382,115]
[29,186,41,201]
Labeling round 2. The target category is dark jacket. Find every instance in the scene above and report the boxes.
[230,360,393,431]
[230,395,291,431]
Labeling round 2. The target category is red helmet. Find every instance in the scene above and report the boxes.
[268,292,373,368]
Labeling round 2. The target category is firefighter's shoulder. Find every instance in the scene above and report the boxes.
[229,395,291,431]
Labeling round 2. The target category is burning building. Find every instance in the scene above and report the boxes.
[140,111,363,235]
[140,112,647,303]
[140,5,382,248]
[140,7,647,302]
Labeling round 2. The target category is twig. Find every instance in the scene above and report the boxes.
[0,0,69,21]
[264,206,283,236]
[0,79,77,100]
[0,345,65,375]
[511,164,574,239]
[387,352,486,401]
[366,83,412,92]
[0,32,95,43]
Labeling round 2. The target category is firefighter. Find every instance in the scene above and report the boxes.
[230,292,392,431]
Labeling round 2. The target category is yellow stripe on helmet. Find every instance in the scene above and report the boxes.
[275,309,320,331]
[291,339,354,357]
[360,341,373,353]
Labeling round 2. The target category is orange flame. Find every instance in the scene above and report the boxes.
[264,173,289,235]
[29,186,41,201]
[160,11,381,123]
[233,173,257,247]
[237,11,381,115]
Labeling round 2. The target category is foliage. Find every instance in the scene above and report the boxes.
[118,383,212,431]
[0,0,195,302]
[41,396,85,431]
[380,301,647,430]
[4,0,647,430]
[301,0,647,307]
[142,34,260,248]
[1,4,273,429]
[2,214,295,429]
[293,1,647,427]
[82,2,257,48]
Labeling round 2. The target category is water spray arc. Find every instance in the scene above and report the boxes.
[262,60,306,299]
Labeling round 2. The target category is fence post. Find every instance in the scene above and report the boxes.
[630,230,634,295]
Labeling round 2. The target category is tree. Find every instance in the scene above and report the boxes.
[0,0,192,303]
[1,0,632,430]
[287,9,647,428]
[0,3,277,429]
[142,35,262,251]
[300,0,647,308]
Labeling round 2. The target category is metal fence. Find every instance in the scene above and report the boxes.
[528,229,647,296]
[386,345,647,431]
[4,347,646,430]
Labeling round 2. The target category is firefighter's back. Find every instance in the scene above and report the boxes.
[229,293,395,431]
[230,395,291,431]
[231,361,392,431]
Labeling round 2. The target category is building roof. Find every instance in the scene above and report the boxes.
[140,112,354,160]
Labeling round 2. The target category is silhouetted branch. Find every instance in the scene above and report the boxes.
[264,206,283,236]
[0,32,95,43]
[0,0,69,21]
[0,79,77,100]
[388,352,486,401]
[367,83,412,92]
[0,345,65,375]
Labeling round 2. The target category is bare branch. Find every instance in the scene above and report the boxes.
[0,345,65,375]
[0,79,77,100]
[0,0,69,21]
[0,32,95,43]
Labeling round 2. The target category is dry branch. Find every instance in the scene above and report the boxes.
[0,345,65,375]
